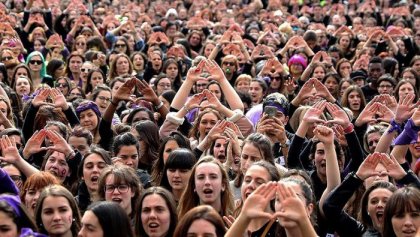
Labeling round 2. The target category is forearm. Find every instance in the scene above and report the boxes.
[218,104,235,118]
[297,218,318,237]
[375,125,397,153]
[171,80,194,110]
[208,44,221,60]
[224,213,251,237]
[300,64,313,82]
[295,122,309,138]
[391,145,409,164]
[219,79,244,111]
[15,158,39,178]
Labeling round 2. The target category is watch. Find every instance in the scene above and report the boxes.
[154,101,164,110]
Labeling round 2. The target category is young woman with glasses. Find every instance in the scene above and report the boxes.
[25,51,53,88]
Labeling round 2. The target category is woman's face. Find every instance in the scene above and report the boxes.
[165,63,178,80]
[104,174,134,215]
[195,162,224,206]
[80,63,93,82]
[29,55,43,73]
[198,112,218,138]
[402,71,416,86]
[348,90,361,111]
[75,39,87,51]
[163,140,179,164]
[290,64,304,75]
[141,194,171,237]
[34,40,44,52]
[367,188,393,231]
[79,109,99,132]
[0,210,18,237]
[241,165,270,200]
[111,81,124,97]
[78,210,103,237]
[187,219,217,237]
[24,187,42,218]
[378,81,394,95]
[15,67,29,79]
[114,40,127,54]
[15,77,31,96]
[69,56,83,74]
[249,81,264,104]
[208,84,222,101]
[339,62,352,78]
[55,65,66,78]
[156,78,172,96]
[340,81,351,97]
[204,44,215,58]
[189,33,201,46]
[398,83,415,101]
[90,71,104,88]
[45,151,70,182]
[41,196,73,236]
[133,54,145,71]
[324,76,338,95]
[235,80,250,92]
[83,153,107,193]
[56,78,70,95]
[94,90,112,114]
[116,56,130,75]
[314,142,327,177]
[0,101,7,118]
[313,66,325,80]
[151,53,162,71]
[391,210,419,237]
[167,167,192,192]
[68,136,89,156]
[1,51,14,67]
[339,35,351,49]
[240,143,263,175]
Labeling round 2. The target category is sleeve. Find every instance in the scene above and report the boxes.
[98,118,114,151]
[322,173,366,237]
[63,106,80,127]
[287,135,306,169]
[0,169,19,195]
[159,112,184,138]
[22,104,39,143]
[343,130,365,175]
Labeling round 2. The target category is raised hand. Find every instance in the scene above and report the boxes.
[274,182,310,228]
[0,135,22,164]
[186,60,206,83]
[355,102,378,126]
[293,78,314,104]
[326,103,351,128]
[313,79,334,102]
[241,182,277,220]
[202,89,222,110]
[355,152,381,180]
[313,125,334,145]
[184,93,205,111]
[303,100,326,124]
[22,130,48,159]
[45,130,73,158]
[395,94,419,124]
[376,103,394,123]
[32,88,50,107]
[206,120,228,142]
[50,88,69,110]
[137,79,160,106]
[380,154,406,180]
[113,77,136,103]
[205,59,226,82]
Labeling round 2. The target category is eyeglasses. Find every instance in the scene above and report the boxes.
[2,56,13,61]
[29,60,42,65]
[115,44,126,48]
[104,184,129,193]
[97,95,111,102]
[271,75,284,81]
[81,68,91,73]
[10,175,22,182]
[55,82,68,88]
[223,61,235,66]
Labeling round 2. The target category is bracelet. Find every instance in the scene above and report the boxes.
[154,101,164,110]
[343,123,354,134]
[387,119,403,134]
[183,106,190,113]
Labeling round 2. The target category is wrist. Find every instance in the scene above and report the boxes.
[343,123,354,134]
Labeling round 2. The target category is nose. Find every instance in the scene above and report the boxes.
[404,216,414,227]
[173,170,180,178]
[78,228,85,237]
[53,211,62,221]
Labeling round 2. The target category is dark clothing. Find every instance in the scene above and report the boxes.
[0,169,19,195]
[75,181,91,214]
[361,84,378,102]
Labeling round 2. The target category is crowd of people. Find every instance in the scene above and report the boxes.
[0,0,419,236]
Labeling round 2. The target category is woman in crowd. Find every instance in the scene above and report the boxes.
[135,187,178,237]
[35,184,82,237]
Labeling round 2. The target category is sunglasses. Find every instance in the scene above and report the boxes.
[55,82,68,88]
[115,44,126,48]
[76,42,86,46]
[29,60,42,65]
[271,75,283,81]
[2,56,13,61]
